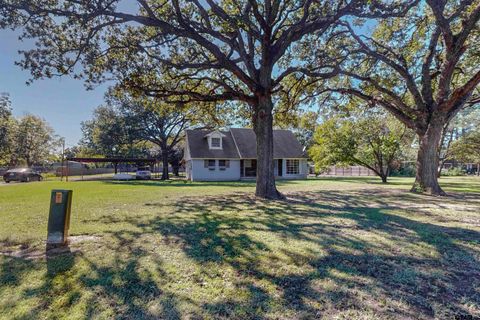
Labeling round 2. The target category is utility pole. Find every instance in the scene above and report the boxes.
[60,138,65,181]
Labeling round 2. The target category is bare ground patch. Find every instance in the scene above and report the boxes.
[0,235,102,260]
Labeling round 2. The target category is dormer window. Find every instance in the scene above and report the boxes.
[211,137,221,148]
[205,131,225,150]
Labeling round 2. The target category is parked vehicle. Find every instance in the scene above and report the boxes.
[3,168,43,183]
[112,173,135,180]
[136,167,152,180]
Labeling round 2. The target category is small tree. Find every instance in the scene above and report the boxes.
[168,147,184,177]
[310,114,410,183]
[450,131,480,175]
[438,106,480,176]
[14,114,57,166]
[79,105,146,158]
[0,93,16,166]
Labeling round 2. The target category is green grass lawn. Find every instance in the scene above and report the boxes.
[1,177,479,319]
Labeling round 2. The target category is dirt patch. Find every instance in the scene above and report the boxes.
[68,235,101,244]
[0,235,101,260]
[0,247,47,260]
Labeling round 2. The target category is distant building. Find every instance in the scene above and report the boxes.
[52,161,85,176]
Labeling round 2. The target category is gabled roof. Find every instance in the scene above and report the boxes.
[230,128,306,159]
[186,130,240,159]
[185,128,306,159]
[204,131,226,138]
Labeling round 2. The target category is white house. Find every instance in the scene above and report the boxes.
[184,128,308,181]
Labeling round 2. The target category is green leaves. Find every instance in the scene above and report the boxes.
[450,131,480,163]
[14,114,58,166]
[309,117,357,172]
[309,111,413,181]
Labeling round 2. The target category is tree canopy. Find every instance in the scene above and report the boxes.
[80,105,152,158]
[450,130,480,167]
[107,88,221,179]
[14,114,58,166]
[1,94,59,167]
[0,94,15,166]
[0,0,417,198]
[310,111,411,183]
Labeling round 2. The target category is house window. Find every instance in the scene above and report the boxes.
[286,160,299,175]
[206,131,225,149]
[204,159,216,170]
[211,137,221,148]
[219,160,230,170]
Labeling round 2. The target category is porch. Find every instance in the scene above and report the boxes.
[240,159,285,179]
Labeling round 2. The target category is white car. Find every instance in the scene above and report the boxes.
[136,167,152,180]
[112,173,134,180]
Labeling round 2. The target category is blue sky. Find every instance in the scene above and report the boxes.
[0,29,109,146]
[0,1,139,146]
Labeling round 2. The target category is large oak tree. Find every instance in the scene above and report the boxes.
[106,88,220,180]
[1,0,415,198]
[323,0,480,195]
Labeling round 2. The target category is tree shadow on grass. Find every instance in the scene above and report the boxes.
[1,188,479,319]
[75,188,479,318]
[151,190,480,318]
[0,243,182,319]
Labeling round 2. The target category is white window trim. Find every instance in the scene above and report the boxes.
[205,131,226,150]
[209,137,222,149]
[286,159,300,175]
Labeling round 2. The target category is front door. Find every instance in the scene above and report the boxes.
[278,159,283,176]
[244,159,257,177]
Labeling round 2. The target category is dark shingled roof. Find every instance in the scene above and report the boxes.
[186,130,240,158]
[230,128,306,158]
[186,128,306,159]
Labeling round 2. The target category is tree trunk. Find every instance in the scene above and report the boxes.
[477,163,480,176]
[172,164,179,176]
[380,173,388,183]
[382,165,391,183]
[411,118,446,195]
[252,96,282,199]
[371,166,388,183]
[161,151,169,180]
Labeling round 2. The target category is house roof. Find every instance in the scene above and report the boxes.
[186,128,306,159]
[186,130,240,158]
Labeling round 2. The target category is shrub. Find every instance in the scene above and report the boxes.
[443,167,466,176]
[391,165,416,177]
